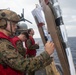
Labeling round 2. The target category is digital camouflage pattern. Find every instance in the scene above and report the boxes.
[0,9,20,27]
[0,9,20,22]
[16,40,26,57]
[15,38,54,75]
[0,38,52,72]
[26,39,39,50]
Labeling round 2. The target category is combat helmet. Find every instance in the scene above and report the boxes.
[0,9,20,27]
[16,22,28,35]
[17,22,28,31]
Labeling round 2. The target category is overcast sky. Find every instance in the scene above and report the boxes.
[0,0,76,38]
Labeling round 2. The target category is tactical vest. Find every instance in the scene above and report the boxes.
[0,32,24,75]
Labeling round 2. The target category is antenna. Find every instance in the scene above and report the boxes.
[20,8,32,24]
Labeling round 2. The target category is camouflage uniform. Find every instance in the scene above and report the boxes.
[0,38,52,73]
[26,38,39,52]
[25,36,39,57]
[16,40,26,57]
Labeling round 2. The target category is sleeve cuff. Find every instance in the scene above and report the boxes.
[40,51,50,61]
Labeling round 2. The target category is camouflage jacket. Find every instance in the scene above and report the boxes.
[26,38,39,50]
[16,40,26,57]
[0,39,52,72]
[25,37,39,57]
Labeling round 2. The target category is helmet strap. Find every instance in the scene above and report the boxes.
[5,21,13,36]
[10,21,13,36]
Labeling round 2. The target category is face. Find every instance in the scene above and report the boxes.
[30,29,34,35]
[6,21,17,34]
[21,35,27,41]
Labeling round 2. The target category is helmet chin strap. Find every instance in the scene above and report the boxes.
[10,21,13,36]
[5,21,14,36]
